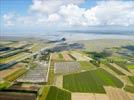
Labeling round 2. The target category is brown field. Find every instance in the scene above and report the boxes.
[0,63,25,78]
[126,92,134,100]
[51,53,59,61]
[70,51,92,61]
[9,83,40,92]
[54,75,63,88]
[104,86,131,100]
[0,92,36,100]
[120,76,134,86]
[61,51,74,61]
[72,93,109,100]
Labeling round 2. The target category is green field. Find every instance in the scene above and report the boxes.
[79,61,96,70]
[63,68,123,93]
[127,64,134,69]
[4,68,27,82]
[0,81,11,90]
[58,53,64,60]
[0,52,29,63]
[39,86,71,100]
[105,63,125,75]
[128,76,134,85]
[124,85,134,93]
[114,62,129,72]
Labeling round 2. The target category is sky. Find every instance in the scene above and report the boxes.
[0,0,134,35]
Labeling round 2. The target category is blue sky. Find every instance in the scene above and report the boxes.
[0,0,134,35]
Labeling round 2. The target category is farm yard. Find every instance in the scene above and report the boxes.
[54,62,80,74]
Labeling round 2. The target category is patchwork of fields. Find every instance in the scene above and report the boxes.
[63,68,123,93]
[0,39,134,100]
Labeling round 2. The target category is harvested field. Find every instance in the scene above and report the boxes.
[127,92,134,100]
[70,51,92,61]
[17,62,49,83]
[72,93,95,100]
[104,86,131,100]
[54,62,80,74]
[51,53,59,61]
[0,92,36,100]
[72,93,110,100]
[8,83,40,92]
[51,53,64,61]
[110,63,131,75]
[0,63,25,78]
[63,68,123,93]
[120,76,133,86]
[54,75,63,88]
[61,51,74,61]
[95,93,110,100]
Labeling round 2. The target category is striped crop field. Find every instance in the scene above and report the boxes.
[63,68,123,93]
[42,86,71,100]
[79,61,96,70]
[128,76,134,85]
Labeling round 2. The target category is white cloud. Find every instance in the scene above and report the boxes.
[2,0,134,28]
[83,1,134,26]
[59,1,134,26]
[3,14,14,26]
[59,4,86,25]
[30,0,84,14]
[48,13,60,23]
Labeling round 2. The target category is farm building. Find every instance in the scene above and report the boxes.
[54,62,80,74]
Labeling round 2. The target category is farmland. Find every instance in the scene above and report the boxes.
[0,63,26,78]
[0,39,134,100]
[63,68,123,93]
[61,51,74,61]
[79,61,96,70]
[70,51,92,61]
[54,62,80,74]
[17,62,49,83]
[45,86,71,100]
[0,92,36,100]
